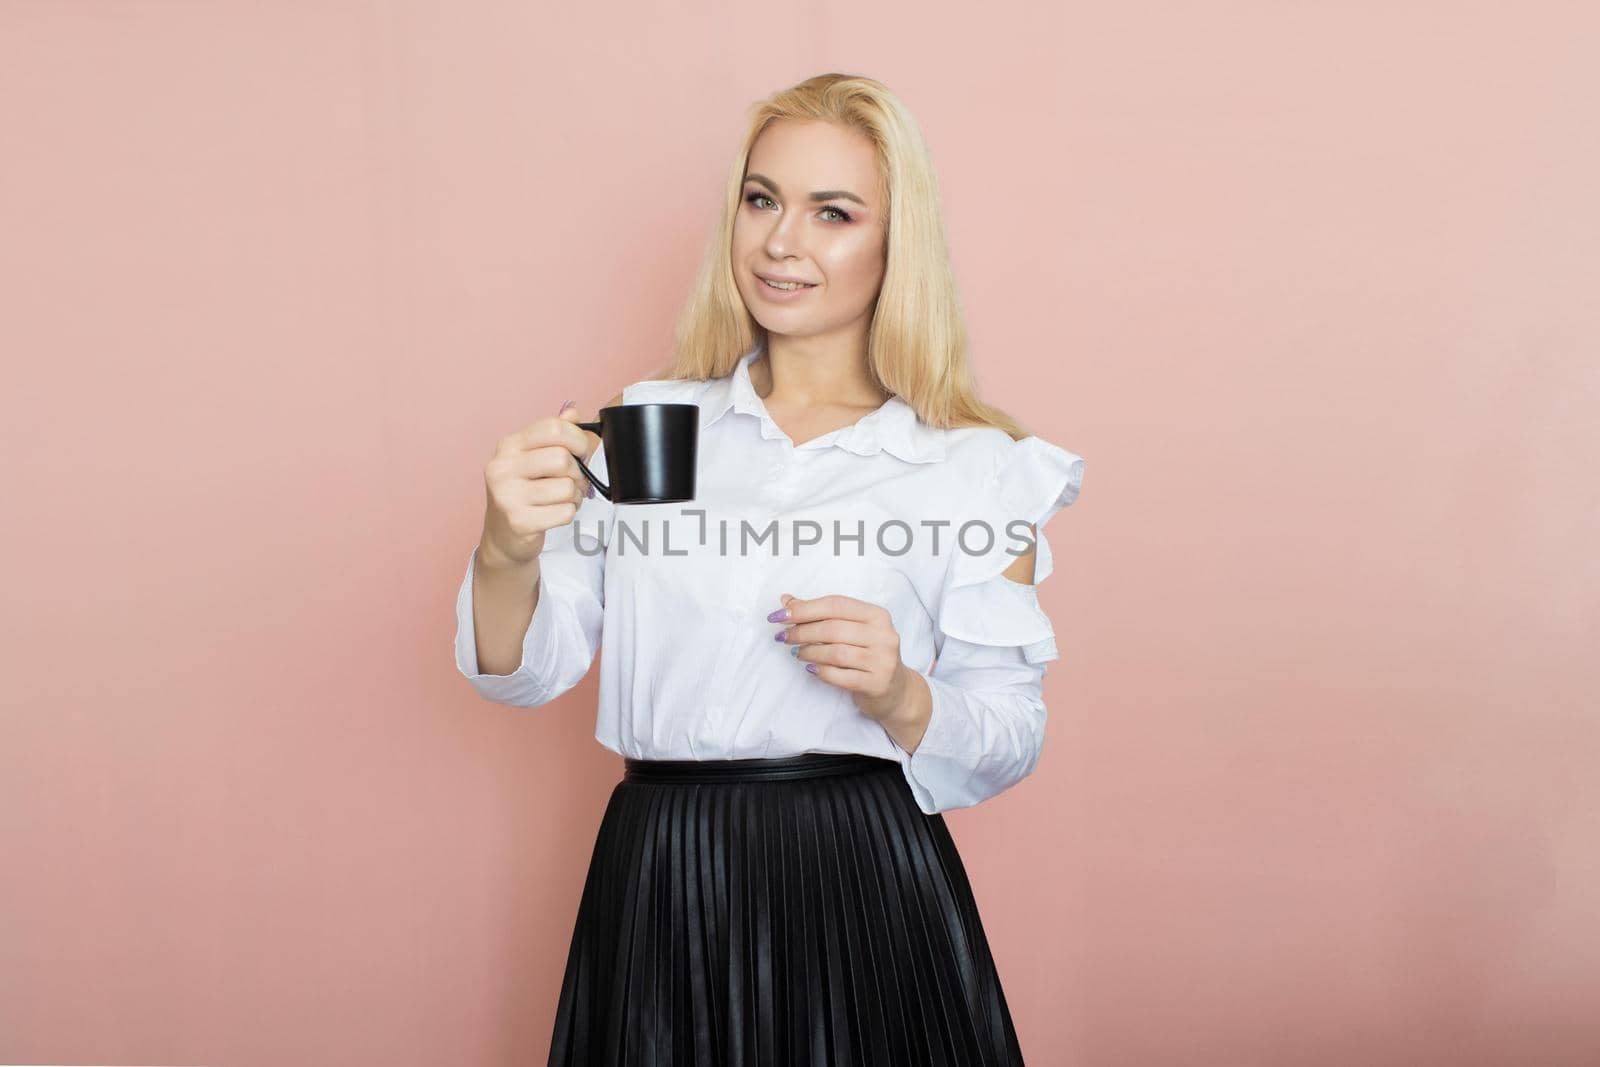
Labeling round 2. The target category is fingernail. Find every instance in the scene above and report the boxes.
[773,629,787,643]
[585,482,595,499]
[559,399,575,413]
[805,663,818,673]
[766,607,789,622]
[790,645,800,657]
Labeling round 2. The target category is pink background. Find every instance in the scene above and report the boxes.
[2,3,1596,1064]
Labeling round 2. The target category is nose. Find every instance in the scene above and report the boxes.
[762,206,803,261]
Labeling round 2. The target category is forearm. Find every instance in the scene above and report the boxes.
[879,665,933,754]
[470,544,543,676]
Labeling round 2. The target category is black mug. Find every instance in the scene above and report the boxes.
[575,403,698,504]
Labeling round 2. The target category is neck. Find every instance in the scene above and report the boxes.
[751,333,888,410]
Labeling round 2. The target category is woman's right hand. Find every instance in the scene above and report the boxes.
[477,400,599,570]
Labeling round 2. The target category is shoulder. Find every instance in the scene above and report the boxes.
[934,425,1063,478]
[934,426,1086,591]
[935,425,1086,515]
[938,425,1016,466]
[620,373,712,407]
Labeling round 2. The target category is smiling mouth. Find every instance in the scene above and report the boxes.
[760,277,817,291]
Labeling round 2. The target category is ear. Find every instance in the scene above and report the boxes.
[1000,523,1038,585]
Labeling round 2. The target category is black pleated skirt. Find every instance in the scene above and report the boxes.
[547,752,1027,1066]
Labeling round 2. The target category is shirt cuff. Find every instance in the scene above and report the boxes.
[883,671,1043,812]
[900,672,961,814]
[453,546,561,702]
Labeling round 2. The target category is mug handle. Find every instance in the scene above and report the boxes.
[573,421,610,500]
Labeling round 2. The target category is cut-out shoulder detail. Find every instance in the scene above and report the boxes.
[934,440,1084,665]
[999,527,1038,585]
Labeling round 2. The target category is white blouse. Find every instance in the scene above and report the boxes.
[453,341,1085,814]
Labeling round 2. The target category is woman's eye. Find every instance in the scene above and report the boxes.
[743,191,853,224]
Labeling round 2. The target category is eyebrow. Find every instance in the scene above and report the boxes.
[743,172,867,207]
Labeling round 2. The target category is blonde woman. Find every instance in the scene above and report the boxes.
[458,73,1085,1065]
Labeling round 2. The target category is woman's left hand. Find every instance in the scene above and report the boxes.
[768,591,911,724]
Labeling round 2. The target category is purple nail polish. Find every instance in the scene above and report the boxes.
[805,663,818,673]
[766,608,789,622]
[559,399,575,413]
[773,629,787,642]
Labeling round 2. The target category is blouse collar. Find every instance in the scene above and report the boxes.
[696,341,948,464]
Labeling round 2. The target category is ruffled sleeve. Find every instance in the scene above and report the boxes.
[890,433,1086,815]
[936,435,1086,665]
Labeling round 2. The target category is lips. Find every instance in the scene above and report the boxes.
[756,272,818,289]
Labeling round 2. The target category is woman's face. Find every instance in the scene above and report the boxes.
[731,119,886,342]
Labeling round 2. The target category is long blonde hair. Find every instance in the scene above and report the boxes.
[649,72,1031,440]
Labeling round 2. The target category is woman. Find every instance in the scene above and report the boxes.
[456,73,1085,1066]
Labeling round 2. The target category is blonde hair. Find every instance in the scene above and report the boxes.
[650,72,1032,440]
